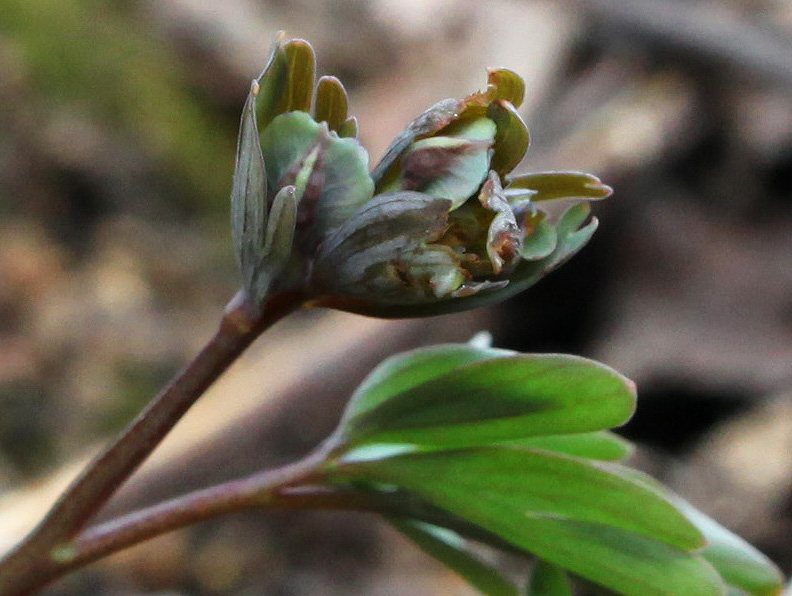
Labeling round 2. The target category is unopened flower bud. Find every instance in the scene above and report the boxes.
[230,35,612,318]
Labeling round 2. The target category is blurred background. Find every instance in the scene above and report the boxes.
[1,0,792,594]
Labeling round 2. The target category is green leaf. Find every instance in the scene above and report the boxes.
[283,40,315,113]
[514,519,723,596]
[488,100,529,177]
[400,136,491,207]
[255,38,289,129]
[502,431,634,462]
[487,68,525,108]
[392,519,519,596]
[260,110,322,190]
[550,203,598,265]
[340,448,704,550]
[593,466,783,596]
[387,117,496,209]
[339,448,721,596]
[313,75,349,133]
[259,111,374,238]
[338,116,358,138]
[254,37,316,127]
[520,218,557,261]
[527,561,573,596]
[672,499,784,596]
[339,448,724,596]
[339,354,636,449]
[250,185,297,299]
[506,172,612,202]
[314,126,375,233]
[340,343,514,426]
[369,67,527,198]
[371,97,465,189]
[231,80,268,301]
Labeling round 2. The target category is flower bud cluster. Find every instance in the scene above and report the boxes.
[231,35,611,317]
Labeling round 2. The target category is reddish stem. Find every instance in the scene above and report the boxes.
[5,457,514,586]
[51,450,330,579]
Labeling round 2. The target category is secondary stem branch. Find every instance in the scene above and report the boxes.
[64,450,330,576]
[19,460,518,583]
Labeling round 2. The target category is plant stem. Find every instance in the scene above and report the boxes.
[0,290,302,596]
[41,450,330,583]
[0,452,518,593]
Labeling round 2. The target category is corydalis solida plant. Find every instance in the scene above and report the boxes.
[0,32,784,596]
[231,35,612,318]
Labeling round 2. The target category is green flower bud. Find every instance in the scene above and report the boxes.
[230,35,372,309]
[230,34,612,318]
